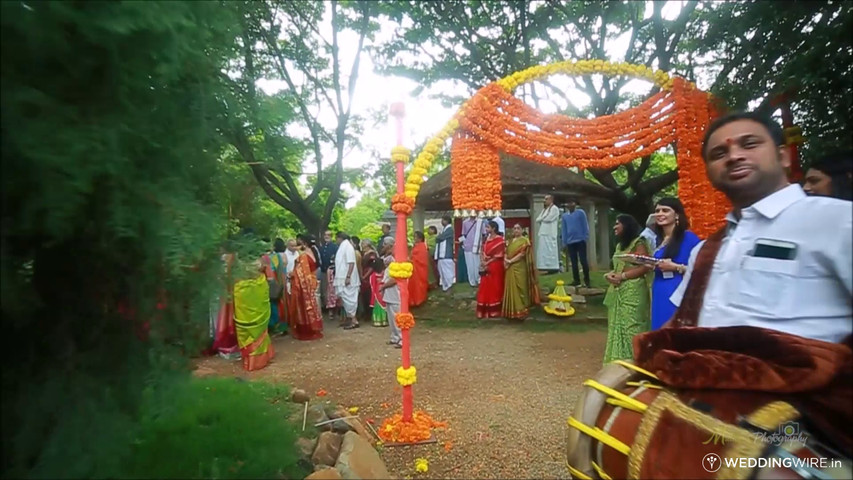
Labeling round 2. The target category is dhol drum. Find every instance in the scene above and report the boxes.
[566,360,851,479]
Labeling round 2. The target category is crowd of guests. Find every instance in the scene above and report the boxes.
[206,224,434,370]
[206,112,851,372]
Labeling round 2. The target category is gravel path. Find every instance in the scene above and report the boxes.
[195,319,606,479]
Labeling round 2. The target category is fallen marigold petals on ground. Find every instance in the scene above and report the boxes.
[443,441,453,452]
[348,406,359,414]
[380,402,390,408]
[366,418,375,424]
[316,389,327,397]
[414,458,429,473]
[377,411,446,443]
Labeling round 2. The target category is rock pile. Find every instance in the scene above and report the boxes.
[289,389,393,480]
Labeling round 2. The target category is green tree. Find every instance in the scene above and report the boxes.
[373,0,852,218]
[1,1,239,476]
[220,0,378,236]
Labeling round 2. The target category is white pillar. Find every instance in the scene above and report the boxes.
[529,194,547,241]
[581,201,597,268]
[412,206,425,235]
[597,204,611,269]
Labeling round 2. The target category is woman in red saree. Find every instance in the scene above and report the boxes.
[409,231,429,307]
[476,220,506,318]
[211,252,240,357]
[288,234,324,341]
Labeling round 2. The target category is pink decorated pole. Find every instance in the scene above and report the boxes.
[389,102,414,422]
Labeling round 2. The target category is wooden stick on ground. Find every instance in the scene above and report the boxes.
[362,417,383,441]
[302,401,309,432]
[313,415,359,428]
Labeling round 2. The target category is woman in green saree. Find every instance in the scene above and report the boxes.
[602,214,652,364]
[502,224,540,320]
[233,254,275,372]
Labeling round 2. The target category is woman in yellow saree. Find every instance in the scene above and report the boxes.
[233,256,275,371]
[502,224,540,320]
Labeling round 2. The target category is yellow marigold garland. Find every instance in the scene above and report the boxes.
[396,366,417,386]
[391,146,411,164]
[388,261,413,279]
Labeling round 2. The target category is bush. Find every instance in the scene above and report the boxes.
[124,377,309,479]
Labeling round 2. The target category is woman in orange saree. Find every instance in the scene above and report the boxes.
[288,234,324,341]
[211,252,240,358]
[502,224,540,320]
[409,231,429,307]
[476,221,506,319]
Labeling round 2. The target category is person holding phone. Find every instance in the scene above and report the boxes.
[668,112,851,344]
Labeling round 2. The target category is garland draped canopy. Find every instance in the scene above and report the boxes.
[399,60,731,238]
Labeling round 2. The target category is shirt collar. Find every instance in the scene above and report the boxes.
[726,184,805,224]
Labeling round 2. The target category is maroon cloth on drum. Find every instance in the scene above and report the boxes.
[633,326,853,453]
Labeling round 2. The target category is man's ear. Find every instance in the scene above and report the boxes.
[778,145,792,169]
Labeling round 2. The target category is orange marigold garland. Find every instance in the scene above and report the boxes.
[395,312,415,330]
[391,194,415,215]
[451,131,502,213]
[378,410,447,444]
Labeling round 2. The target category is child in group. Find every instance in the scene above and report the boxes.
[369,257,388,327]
[378,255,402,348]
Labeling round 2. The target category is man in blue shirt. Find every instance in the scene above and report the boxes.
[319,229,338,311]
[560,199,591,287]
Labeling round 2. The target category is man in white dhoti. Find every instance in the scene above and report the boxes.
[333,231,361,329]
[459,215,484,287]
[434,216,455,291]
[535,195,561,273]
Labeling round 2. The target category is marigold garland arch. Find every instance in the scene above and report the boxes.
[403,59,731,238]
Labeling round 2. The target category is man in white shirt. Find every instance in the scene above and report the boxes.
[669,112,852,344]
[639,214,658,251]
[459,215,484,287]
[283,239,299,294]
[434,216,455,291]
[535,195,561,273]
[333,231,361,329]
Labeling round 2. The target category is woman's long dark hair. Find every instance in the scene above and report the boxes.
[653,197,690,259]
[616,214,641,250]
[298,233,321,260]
[811,152,853,201]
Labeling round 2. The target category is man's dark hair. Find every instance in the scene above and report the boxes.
[702,111,785,161]
[414,231,425,241]
[335,231,349,240]
[441,215,452,223]
[427,225,438,233]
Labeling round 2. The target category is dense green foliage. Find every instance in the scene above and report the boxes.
[126,377,308,479]
[1,2,238,476]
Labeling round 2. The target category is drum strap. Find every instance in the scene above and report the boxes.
[670,226,727,328]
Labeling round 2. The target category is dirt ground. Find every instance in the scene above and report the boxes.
[196,318,607,479]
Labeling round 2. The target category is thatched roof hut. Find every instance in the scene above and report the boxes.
[415,154,612,211]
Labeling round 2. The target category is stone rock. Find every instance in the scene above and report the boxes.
[308,404,330,430]
[329,407,348,420]
[336,431,391,480]
[305,467,343,479]
[342,418,374,444]
[314,464,333,472]
[578,287,606,296]
[297,437,316,458]
[292,389,311,404]
[312,432,343,467]
[565,286,577,294]
[572,294,586,304]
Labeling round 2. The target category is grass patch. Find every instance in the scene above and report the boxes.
[122,377,309,479]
